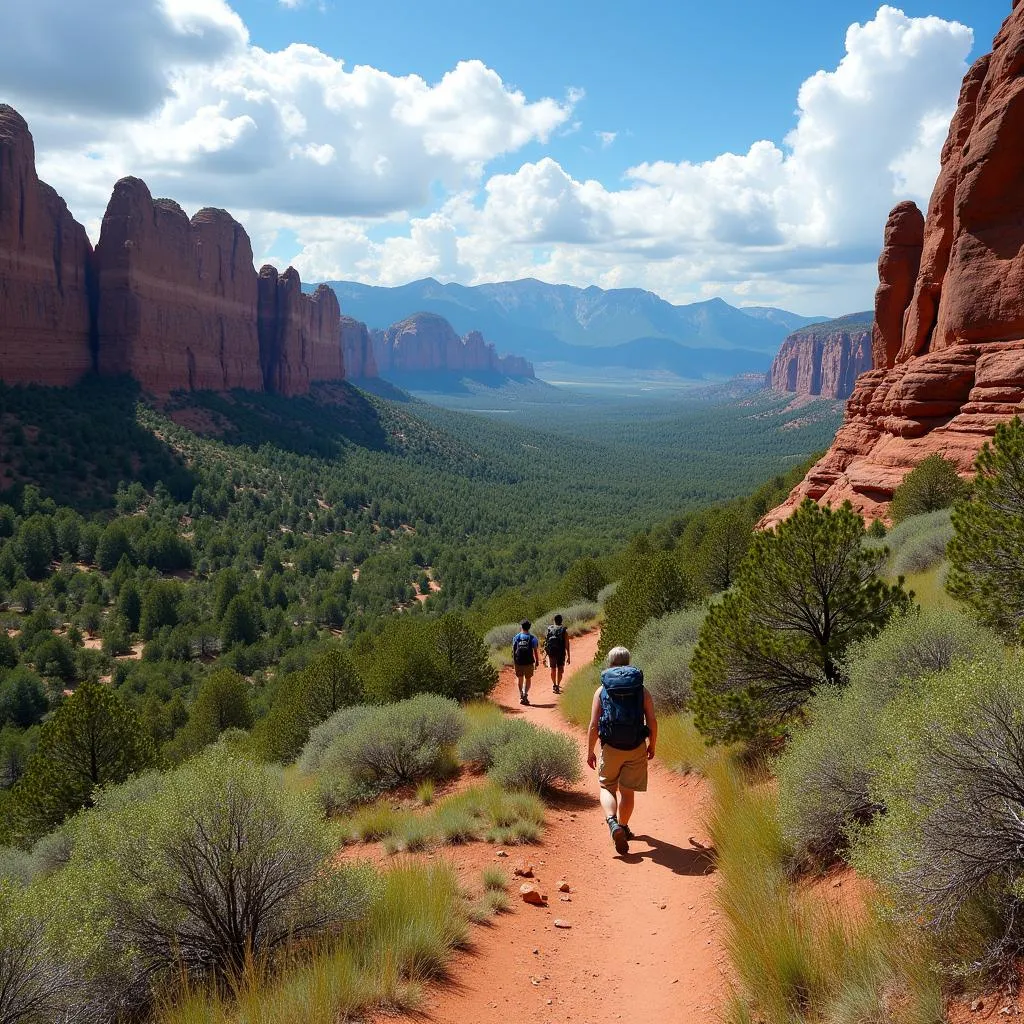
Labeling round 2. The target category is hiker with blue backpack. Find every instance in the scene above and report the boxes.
[543,614,571,695]
[512,620,541,706]
[586,645,658,855]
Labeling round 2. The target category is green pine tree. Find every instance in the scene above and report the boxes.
[690,499,912,744]
[948,417,1024,636]
[12,678,156,839]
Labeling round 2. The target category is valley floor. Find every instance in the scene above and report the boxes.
[377,632,729,1024]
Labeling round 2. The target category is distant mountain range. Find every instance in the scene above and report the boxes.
[317,277,829,379]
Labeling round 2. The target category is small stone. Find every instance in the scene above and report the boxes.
[559,896,572,902]
[971,1000,984,1013]
[520,884,545,905]
[546,999,553,1005]
[532,948,539,954]
[513,863,534,878]
[659,903,667,910]
[496,850,508,858]
[832,880,842,888]
[554,919,572,929]
[557,880,571,892]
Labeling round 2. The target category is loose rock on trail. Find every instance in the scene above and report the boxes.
[378,630,729,1024]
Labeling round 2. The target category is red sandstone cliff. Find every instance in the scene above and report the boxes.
[95,178,264,394]
[0,105,93,386]
[770,313,873,399]
[257,266,343,396]
[763,1,1024,528]
[340,316,379,378]
[373,313,534,377]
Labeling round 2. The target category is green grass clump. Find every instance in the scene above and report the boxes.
[709,757,940,1024]
[559,662,599,729]
[415,780,435,806]
[481,866,508,891]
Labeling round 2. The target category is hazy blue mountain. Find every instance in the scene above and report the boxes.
[321,278,828,361]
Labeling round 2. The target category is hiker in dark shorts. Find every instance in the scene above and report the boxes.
[511,620,540,706]
[586,646,657,855]
[544,614,571,694]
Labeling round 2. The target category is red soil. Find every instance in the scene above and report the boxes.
[374,631,729,1024]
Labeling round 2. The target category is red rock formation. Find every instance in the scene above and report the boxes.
[340,316,379,378]
[257,266,343,396]
[374,313,534,377]
[0,105,93,386]
[762,1,1024,529]
[873,203,924,367]
[95,177,263,394]
[770,314,873,399]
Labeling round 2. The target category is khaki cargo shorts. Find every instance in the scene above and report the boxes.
[515,663,535,679]
[599,741,648,792]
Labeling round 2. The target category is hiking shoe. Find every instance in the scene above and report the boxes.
[607,816,628,855]
[522,695,530,706]
[553,683,561,694]
[622,825,635,842]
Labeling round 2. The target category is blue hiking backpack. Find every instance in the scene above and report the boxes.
[598,666,649,750]
[512,632,535,666]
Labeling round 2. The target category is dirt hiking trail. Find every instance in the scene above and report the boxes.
[385,631,729,1024]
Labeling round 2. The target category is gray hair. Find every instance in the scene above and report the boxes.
[606,646,631,667]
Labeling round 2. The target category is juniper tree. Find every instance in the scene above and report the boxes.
[888,453,966,524]
[690,499,912,744]
[948,417,1024,638]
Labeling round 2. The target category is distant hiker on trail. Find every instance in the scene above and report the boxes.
[544,614,571,694]
[512,620,541,706]
[586,646,657,855]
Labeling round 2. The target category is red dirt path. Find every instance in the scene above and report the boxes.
[380,631,729,1024]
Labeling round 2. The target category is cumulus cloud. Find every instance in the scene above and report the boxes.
[0,0,246,117]
[7,1,977,312]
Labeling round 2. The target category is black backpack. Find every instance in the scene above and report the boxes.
[598,666,649,750]
[544,624,567,658]
[512,632,534,666]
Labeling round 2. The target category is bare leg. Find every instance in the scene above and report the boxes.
[617,788,635,827]
[600,785,619,820]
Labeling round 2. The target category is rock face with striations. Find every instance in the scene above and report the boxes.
[373,313,534,377]
[770,313,873,399]
[340,315,378,378]
[762,1,1024,528]
[0,105,94,386]
[257,266,343,396]
[95,177,264,394]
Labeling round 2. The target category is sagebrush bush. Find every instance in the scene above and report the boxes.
[854,658,1024,960]
[483,622,521,651]
[56,746,375,1001]
[303,695,465,809]
[876,508,953,577]
[634,604,708,656]
[534,602,601,636]
[778,606,998,866]
[633,605,708,711]
[0,882,84,1024]
[487,727,581,793]
[596,581,619,606]
[458,718,533,770]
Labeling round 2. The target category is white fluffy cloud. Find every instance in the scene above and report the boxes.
[5,1,976,312]
[286,6,974,311]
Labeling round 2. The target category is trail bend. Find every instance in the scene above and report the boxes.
[382,630,728,1024]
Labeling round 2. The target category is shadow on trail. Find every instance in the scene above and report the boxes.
[621,835,716,876]
[548,790,601,812]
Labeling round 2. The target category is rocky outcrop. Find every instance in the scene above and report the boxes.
[0,105,94,386]
[762,2,1024,528]
[873,203,924,367]
[374,313,534,377]
[770,313,873,399]
[257,266,343,396]
[95,178,263,394]
[340,316,378,378]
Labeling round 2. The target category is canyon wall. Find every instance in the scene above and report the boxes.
[763,1,1024,527]
[0,105,94,386]
[340,316,379,379]
[374,313,535,377]
[0,106,360,397]
[769,313,873,399]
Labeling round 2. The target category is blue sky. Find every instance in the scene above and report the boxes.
[0,0,1012,314]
